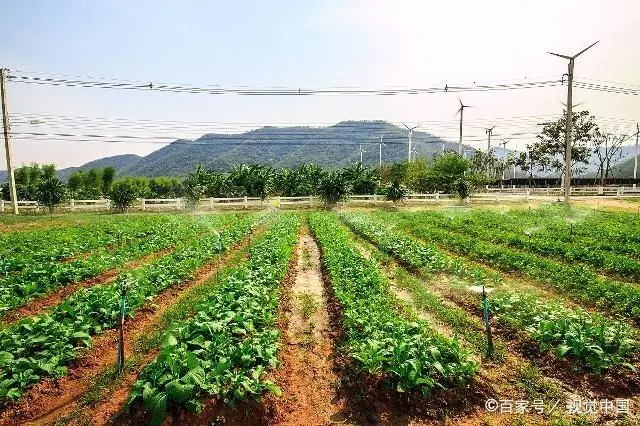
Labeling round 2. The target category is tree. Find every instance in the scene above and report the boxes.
[41,164,56,180]
[468,151,504,181]
[530,110,599,177]
[428,153,470,193]
[109,179,140,212]
[83,168,103,199]
[67,171,85,198]
[453,177,471,202]
[274,163,323,196]
[342,163,378,195]
[101,166,116,196]
[384,180,407,203]
[404,159,431,193]
[317,171,350,206]
[37,176,66,213]
[183,164,207,207]
[593,131,628,185]
[149,177,183,198]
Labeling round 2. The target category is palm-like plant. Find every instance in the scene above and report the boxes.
[317,171,350,206]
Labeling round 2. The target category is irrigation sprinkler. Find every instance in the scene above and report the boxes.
[214,231,221,282]
[482,285,493,356]
[116,279,128,375]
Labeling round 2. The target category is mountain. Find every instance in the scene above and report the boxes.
[57,154,143,180]
[612,153,639,178]
[0,154,142,182]
[2,121,638,181]
[115,121,462,176]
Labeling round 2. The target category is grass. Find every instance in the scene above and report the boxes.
[300,246,315,269]
[295,291,319,319]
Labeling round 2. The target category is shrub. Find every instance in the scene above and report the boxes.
[37,177,66,213]
[384,181,407,203]
[317,171,350,206]
[109,179,140,212]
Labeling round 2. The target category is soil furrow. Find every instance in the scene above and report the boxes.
[268,229,346,425]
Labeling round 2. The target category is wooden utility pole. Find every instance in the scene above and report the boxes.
[549,41,599,204]
[1,68,18,214]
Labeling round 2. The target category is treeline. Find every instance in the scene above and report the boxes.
[2,152,493,211]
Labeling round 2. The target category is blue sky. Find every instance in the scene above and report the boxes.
[1,0,639,169]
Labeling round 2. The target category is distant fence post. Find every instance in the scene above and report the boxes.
[435,192,440,203]
[526,189,530,201]
[176,198,182,210]
[598,186,604,195]
[70,198,75,212]
[309,195,313,206]
[209,197,214,210]
[0,199,4,213]
[243,196,248,209]
[141,198,146,211]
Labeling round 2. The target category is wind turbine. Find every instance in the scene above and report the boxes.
[548,40,599,203]
[359,144,366,164]
[402,123,420,162]
[378,137,387,166]
[485,126,496,154]
[633,123,639,188]
[456,98,472,155]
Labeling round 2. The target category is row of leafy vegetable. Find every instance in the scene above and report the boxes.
[432,206,640,259]
[0,215,259,402]
[409,209,640,282]
[126,214,300,425]
[0,215,174,273]
[342,213,637,373]
[0,215,237,316]
[382,212,640,323]
[309,212,476,396]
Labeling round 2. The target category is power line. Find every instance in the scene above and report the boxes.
[6,72,568,95]
[6,70,640,96]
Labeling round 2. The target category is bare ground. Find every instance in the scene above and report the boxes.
[268,230,346,425]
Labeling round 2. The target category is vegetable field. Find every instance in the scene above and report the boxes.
[0,206,638,425]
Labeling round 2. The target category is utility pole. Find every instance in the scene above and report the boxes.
[500,139,509,179]
[549,41,599,203]
[485,126,495,154]
[378,137,386,166]
[456,99,471,155]
[403,123,420,162]
[633,123,639,188]
[1,68,18,215]
[359,144,366,164]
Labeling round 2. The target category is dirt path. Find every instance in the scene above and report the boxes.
[269,230,346,425]
[0,228,262,426]
[1,247,176,325]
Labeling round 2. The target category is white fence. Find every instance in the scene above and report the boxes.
[2,188,640,213]
[0,193,450,213]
